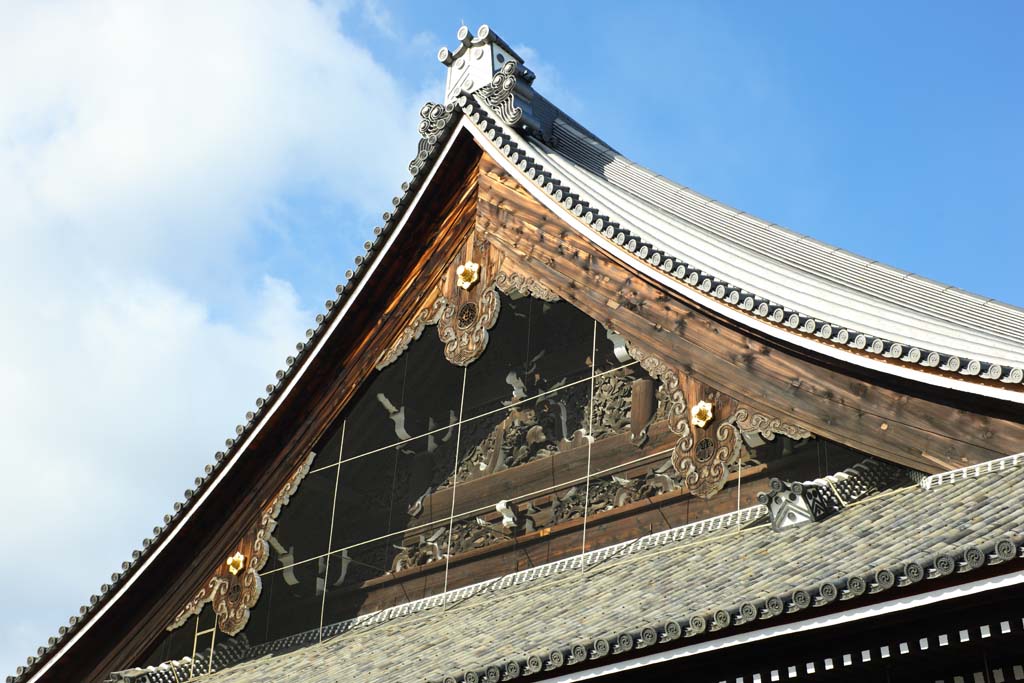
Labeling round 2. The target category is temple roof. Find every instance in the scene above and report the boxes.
[11,24,1024,683]
[111,454,1024,683]
[425,25,1024,391]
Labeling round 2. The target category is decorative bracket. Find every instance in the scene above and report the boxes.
[437,282,500,366]
[733,408,813,442]
[377,297,447,370]
[494,270,560,302]
[376,259,561,371]
[625,339,815,500]
[168,452,316,636]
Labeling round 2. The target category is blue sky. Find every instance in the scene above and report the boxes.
[1,1,1021,677]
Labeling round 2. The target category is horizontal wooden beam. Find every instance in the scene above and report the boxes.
[475,153,1024,474]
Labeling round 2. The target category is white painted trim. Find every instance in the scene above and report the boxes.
[23,124,475,683]
[466,124,1024,406]
[542,568,1024,682]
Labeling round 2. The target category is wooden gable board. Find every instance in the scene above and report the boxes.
[20,111,1024,683]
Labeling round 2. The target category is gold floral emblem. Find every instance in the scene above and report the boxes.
[456,261,480,290]
[690,400,714,428]
[225,551,246,576]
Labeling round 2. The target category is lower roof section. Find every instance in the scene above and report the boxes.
[113,453,1024,683]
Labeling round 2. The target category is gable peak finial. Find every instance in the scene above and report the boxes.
[437,24,531,105]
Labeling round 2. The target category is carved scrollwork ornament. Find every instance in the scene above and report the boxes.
[493,269,560,302]
[733,407,812,442]
[376,297,447,370]
[673,407,813,499]
[673,419,743,499]
[625,342,691,444]
[437,284,500,366]
[168,452,316,636]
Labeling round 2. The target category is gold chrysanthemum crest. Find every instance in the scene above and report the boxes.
[225,551,246,576]
[456,260,480,290]
[691,400,714,428]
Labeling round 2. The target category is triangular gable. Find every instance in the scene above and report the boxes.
[104,137,1024,677]
[16,28,1024,683]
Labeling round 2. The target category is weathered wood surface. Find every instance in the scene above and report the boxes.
[475,153,1024,474]
[64,135,1024,683]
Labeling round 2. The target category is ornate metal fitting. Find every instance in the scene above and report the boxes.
[225,551,246,576]
[691,401,714,428]
[456,261,480,290]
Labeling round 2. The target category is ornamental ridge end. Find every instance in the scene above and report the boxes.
[436,24,552,141]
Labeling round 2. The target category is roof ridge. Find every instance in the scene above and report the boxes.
[542,94,1024,322]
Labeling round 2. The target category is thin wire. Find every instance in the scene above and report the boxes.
[319,421,345,641]
[334,362,638,467]
[260,444,680,578]
[736,446,743,523]
[579,320,598,573]
[187,611,199,679]
[206,614,218,675]
[442,365,468,609]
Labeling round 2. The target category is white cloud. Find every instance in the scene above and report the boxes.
[0,1,424,676]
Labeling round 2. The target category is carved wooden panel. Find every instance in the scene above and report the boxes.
[168,453,315,636]
[436,232,503,366]
[376,227,566,370]
[621,338,814,499]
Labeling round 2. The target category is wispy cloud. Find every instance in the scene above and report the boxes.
[0,1,422,675]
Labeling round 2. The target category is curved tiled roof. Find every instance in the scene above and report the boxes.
[455,84,1024,387]
[12,29,1024,683]
[110,453,1024,683]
